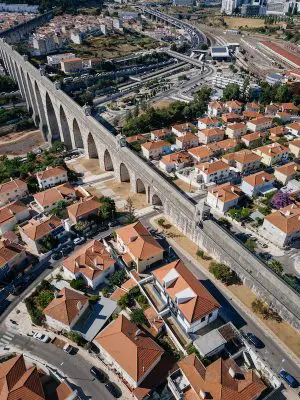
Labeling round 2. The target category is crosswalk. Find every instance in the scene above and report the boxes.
[0,331,15,347]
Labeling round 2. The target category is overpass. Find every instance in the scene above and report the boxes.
[0,38,300,330]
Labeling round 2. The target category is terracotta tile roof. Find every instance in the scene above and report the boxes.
[269,126,286,136]
[20,215,62,241]
[264,204,300,234]
[198,117,219,125]
[177,354,266,400]
[34,183,76,207]
[215,138,239,150]
[196,160,229,175]
[208,183,242,204]
[243,111,263,119]
[254,142,289,156]
[276,112,291,118]
[286,122,300,131]
[63,240,114,281]
[94,315,164,382]
[56,381,74,400]
[281,102,299,111]
[61,57,82,63]
[208,101,224,109]
[172,122,195,132]
[188,146,213,159]
[248,116,272,126]
[0,239,25,269]
[0,200,27,224]
[142,140,169,151]
[275,162,300,177]
[126,135,146,144]
[0,178,27,195]
[242,131,266,143]
[0,354,45,400]
[36,166,66,181]
[243,171,274,187]
[109,287,126,302]
[290,139,300,148]
[226,122,246,131]
[151,128,170,137]
[223,150,261,164]
[116,221,163,262]
[246,102,260,110]
[176,133,198,143]
[225,100,242,109]
[44,287,88,326]
[152,260,220,322]
[122,277,138,291]
[160,151,191,165]
[260,41,300,68]
[67,196,100,219]
[221,113,242,122]
[200,128,225,137]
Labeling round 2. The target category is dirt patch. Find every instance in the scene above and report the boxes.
[152,217,300,358]
[0,129,45,156]
[78,158,102,175]
[173,178,197,193]
[152,99,175,109]
[224,17,266,29]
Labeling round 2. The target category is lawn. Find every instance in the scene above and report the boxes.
[224,17,266,29]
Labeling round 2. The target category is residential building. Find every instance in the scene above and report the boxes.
[176,133,198,150]
[159,151,191,173]
[281,102,299,115]
[150,128,171,141]
[115,221,164,272]
[70,30,84,44]
[262,204,300,247]
[225,122,247,139]
[0,239,27,279]
[207,101,224,117]
[222,150,261,174]
[168,354,266,400]
[212,138,239,154]
[36,166,68,190]
[240,171,275,197]
[225,100,242,114]
[188,146,213,163]
[286,122,300,137]
[207,183,243,213]
[269,126,286,141]
[221,113,242,123]
[242,131,266,147]
[196,160,232,185]
[289,138,300,157]
[265,103,280,115]
[243,111,263,120]
[34,183,78,212]
[63,240,115,289]
[126,135,146,145]
[152,259,220,333]
[247,116,273,132]
[44,288,89,331]
[67,197,100,225]
[245,102,260,112]
[253,142,290,166]
[94,315,164,389]
[274,162,300,184]
[197,116,219,130]
[275,111,291,123]
[0,178,28,207]
[171,122,195,137]
[198,128,225,144]
[61,57,83,73]
[47,53,76,67]
[0,200,30,234]
[19,215,65,254]
[141,140,171,160]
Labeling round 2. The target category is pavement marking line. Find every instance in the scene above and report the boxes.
[4,332,15,337]
[0,339,10,344]
[2,335,13,340]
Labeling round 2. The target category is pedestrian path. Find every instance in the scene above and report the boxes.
[0,331,15,347]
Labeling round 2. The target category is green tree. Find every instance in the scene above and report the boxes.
[222,83,240,101]
[39,235,58,253]
[36,289,54,309]
[70,278,87,292]
[245,239,257,253]
[130,309,147,326]
[118,293,131,310]
[268,259,284,275]
[109,269,127,287]
[27,176,39,194]
[51,200,69,218]
[99,196,116,220]
[209,262,240,285]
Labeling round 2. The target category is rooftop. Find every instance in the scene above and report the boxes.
[264,204,300,234]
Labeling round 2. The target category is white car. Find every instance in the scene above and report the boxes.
[33,332,50,343]
[74,237,85,245]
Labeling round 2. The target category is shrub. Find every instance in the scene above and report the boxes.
[137,294,148,306]
[157,218,165,227]
[196,249,204,258]
[109,269,127,287]
[89,295,99,303]
[35,289,54,309]
[70,278,87,292]
[245,239,257,253]
[268,259,283,275]
[130,309,147,326]
[209,262,240,285]
[118,293,131,310]
[128,286,140,298]
[67,331,86,346]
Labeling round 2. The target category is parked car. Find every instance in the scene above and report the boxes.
[105,382,122,398]
[51,252,63,261]
[90,366,108,383]
[63,343,74,354]
[61,245,74,256]
[33,332,50,343]
[246,333,264,349]
[73,237,85,246]
[279,370,299,388]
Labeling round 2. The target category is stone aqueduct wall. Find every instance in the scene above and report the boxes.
[0,36,299,330]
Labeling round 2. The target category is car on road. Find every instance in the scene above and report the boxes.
[51,252,63,261]
[63,343,74,354]
[73,237,85,246]
[246,333,264,349]
[33,332,50,343]
[90,366,108,383]
[61,245,74,256]
[279,370,299,388]
[105,382,122,398]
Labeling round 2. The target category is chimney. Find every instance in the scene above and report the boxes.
[199,390,207,399]
[76,301,83,312]
[75,260,80,268]
[229,367,236,378]
[231,186,235,193]
[261,176,266,182]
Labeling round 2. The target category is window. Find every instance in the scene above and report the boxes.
[201,317,205,322]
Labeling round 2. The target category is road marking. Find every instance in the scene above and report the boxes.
[2,335,13,340]
[4,332,15,337]
[0,339,10,344]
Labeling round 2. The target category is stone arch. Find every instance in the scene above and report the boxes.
[72,118,84,149]
[20,67,33,113]
[104,149,114,171]
[13,61,25,99]
[27,73,39,124]
[34,81,48,138]
[87,132,98,158]
[136,178,146,193]
[120,162,130,182]
[45,92,60,141]
[59,106,72,149]
[152,194,163,206]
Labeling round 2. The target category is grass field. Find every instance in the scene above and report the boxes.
[224,16,266,29]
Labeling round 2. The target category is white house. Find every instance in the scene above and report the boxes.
[207,101,224,117]
[253,143,290,166]
[0,200,30,235]
[197,128,225,144]
[188,146,213,163]
[246,117,273,132]
[196,160,232,185]
[225,122,247,139]
[152,259,220,333]
[222,150,261,175]
[197,116,219,130]
[176,133,198,150]
[159,151,191,173]
[274,162,300,185]
[141,140,171,160]
[207,183,243,213]
[0,178,28,207]
[286,122,300,137]
[36,166,68,190]
[171,122,195,137]
[240,171,275,197]
[63,240,116,289]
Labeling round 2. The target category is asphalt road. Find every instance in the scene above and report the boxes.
[140,213,300,384]
[2,331,114,400]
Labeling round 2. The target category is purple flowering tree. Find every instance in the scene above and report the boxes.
[271,191,292,209]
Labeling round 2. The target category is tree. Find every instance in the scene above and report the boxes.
[130,309,147,326]
[109,269,127,287]
[39,235,58,253]
[245,239,257,253]
[51,200,69,218]
[27,176,39,194]
[99,196,116,220]
[268,259,284,275]
[70,278,87,292]
[271,191,292,209]
[222,83,240,101]
[200,43,208,50]
[209,262,240,285]
[129,285,140,298]
[118,293,131,310]
[36,289,54,309]
[125,197,136,223]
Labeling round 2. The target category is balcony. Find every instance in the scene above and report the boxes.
[168,369,190,400]
[142,282,167,312]
[166,314,192,349]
